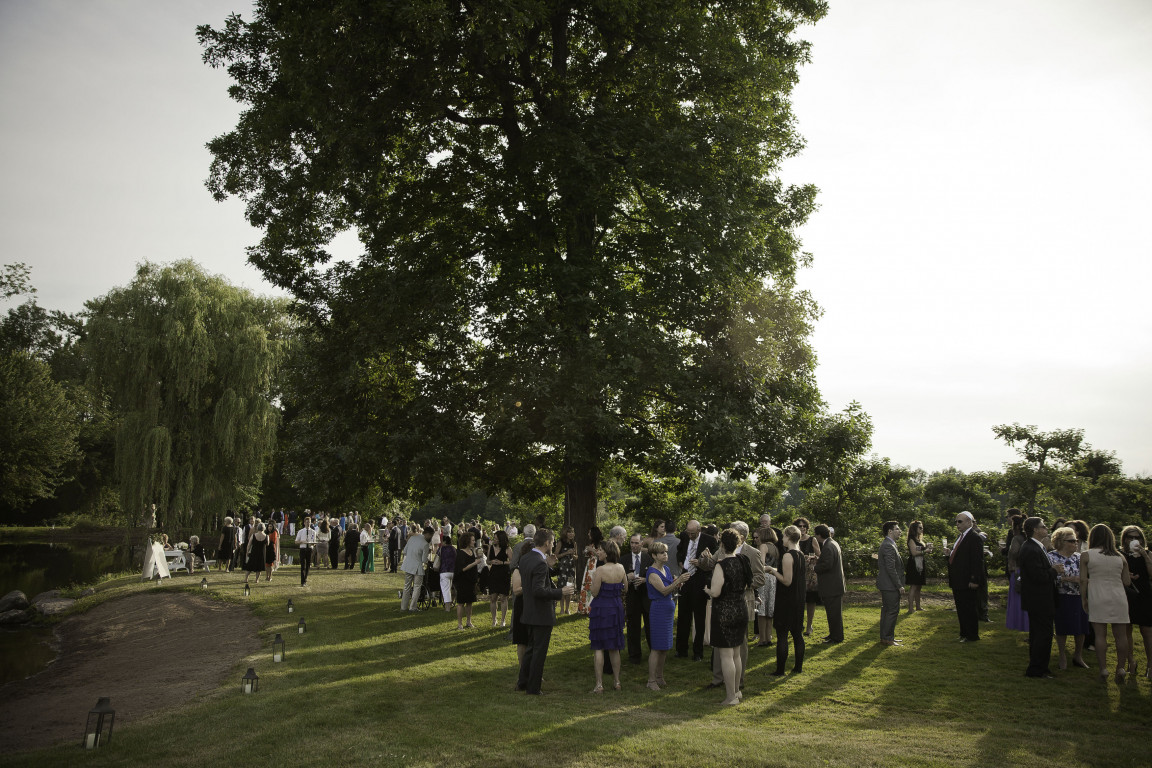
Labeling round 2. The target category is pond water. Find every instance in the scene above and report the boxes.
[0,540,139,599]
[0,538,140,684]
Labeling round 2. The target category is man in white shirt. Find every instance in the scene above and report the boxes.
[295,515,317,586]
[359,522,375,573]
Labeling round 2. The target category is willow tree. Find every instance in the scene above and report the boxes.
[199,0,867,552]
[84,260,290,532]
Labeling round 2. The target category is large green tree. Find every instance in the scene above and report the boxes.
[84,260,291,533]
[0,263,81,514]
[993,423,1086,514]
[199,0,864,553]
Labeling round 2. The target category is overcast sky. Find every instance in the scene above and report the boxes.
[2,0,1149,476]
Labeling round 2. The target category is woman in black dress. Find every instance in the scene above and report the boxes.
[796,517,821,636]
[766,525,806,676]
[1120,525,1152,679]
[243,522,269,584]
[453,531,481,629]
[704,529,752,705]
[487,530,512,627]
[905,520,932,613]
[217,516,237,571]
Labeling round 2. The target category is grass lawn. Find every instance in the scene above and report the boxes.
[10,566,1150,768]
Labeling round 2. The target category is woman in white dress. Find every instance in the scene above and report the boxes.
[1080,524,1133,683]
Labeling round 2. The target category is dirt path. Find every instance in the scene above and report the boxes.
[0,592,260,752]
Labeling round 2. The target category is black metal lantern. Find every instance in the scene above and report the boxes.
[287,599,294,613]
[200,577,208,590]
[242,667,259,694]
[272,632,285,662]
[243,582,250,597]
[297,618,306,634]
[81,697,115,749]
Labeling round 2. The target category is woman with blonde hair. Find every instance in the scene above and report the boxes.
[1046,526,1090,669]
[1119,525,1152,679]
[1081,524,1132,682]
[645,540,688,691]
[766,525,806,676]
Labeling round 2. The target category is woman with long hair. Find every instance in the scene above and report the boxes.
[453,531,481,629]
[756,526,778,647]
[1004,513,1028,630]
[554,525,578,615]
[588,540,627,693]
[577,526,605,615]
[316,518,331,569]
[487,529,512,627]
[905,520,933,613]
[795,517,822,636]
[1081,524,1133,683]
[766,525,806,676]
[1119,525,1152,680]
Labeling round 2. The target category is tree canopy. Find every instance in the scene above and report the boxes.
[199,0,868,548]
[83,260,291,532]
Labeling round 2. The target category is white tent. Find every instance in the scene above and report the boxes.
[141,541,171,581]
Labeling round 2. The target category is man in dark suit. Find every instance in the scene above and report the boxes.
[876,520,905,646]
[624,532,652,664]
[516,528,574,694]
[813,524,846,643]
[946,511,986,642]
[1020,517,1060,678]
[675,520,717,661]
[387,523,402,572]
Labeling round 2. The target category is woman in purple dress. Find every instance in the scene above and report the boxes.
[588,540,627,692]
[1005,513,1030,632]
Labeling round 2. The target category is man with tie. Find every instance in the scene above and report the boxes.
[945,510,986,642]
[675,520,717,661]
[517,528,574,694]
[1019,517,1061,677]
[624,533,651,664]
[876,520,904,646]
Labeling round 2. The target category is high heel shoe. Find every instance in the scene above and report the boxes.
[1114,668,1127,684]
[646,681,661,691]
[591,685,604,694]
[1072,657,1090,669]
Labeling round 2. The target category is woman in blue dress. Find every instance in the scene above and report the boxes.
[588,540,627,692]
[645,540,688,691]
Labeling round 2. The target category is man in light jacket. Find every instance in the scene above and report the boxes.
[876,520,905,647]
[400,527,433,611]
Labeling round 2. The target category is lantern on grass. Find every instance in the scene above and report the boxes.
[82,697,115,748]
[297,618,306,635]
[243,582,251,598]
[287,599,294,613]
[272,633,285,662]
[200,577,208,590]
[242,667,259,694]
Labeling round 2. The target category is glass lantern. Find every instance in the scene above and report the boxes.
[272,633,285,662]
[243,582,251,597]
[287,599,294,613]
[81,697,114,749]
[200,577,208,590]
[297,618,306,635]
[242,667,259,694]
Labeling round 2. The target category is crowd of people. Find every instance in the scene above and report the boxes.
[183,506,1150,701]
[996,509,1152,683]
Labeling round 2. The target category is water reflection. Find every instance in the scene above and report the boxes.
[0,540,138,599]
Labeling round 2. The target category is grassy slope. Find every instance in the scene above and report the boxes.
[9,568,1150,768]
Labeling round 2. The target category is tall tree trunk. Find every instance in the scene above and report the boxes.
[565,465,598,580]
